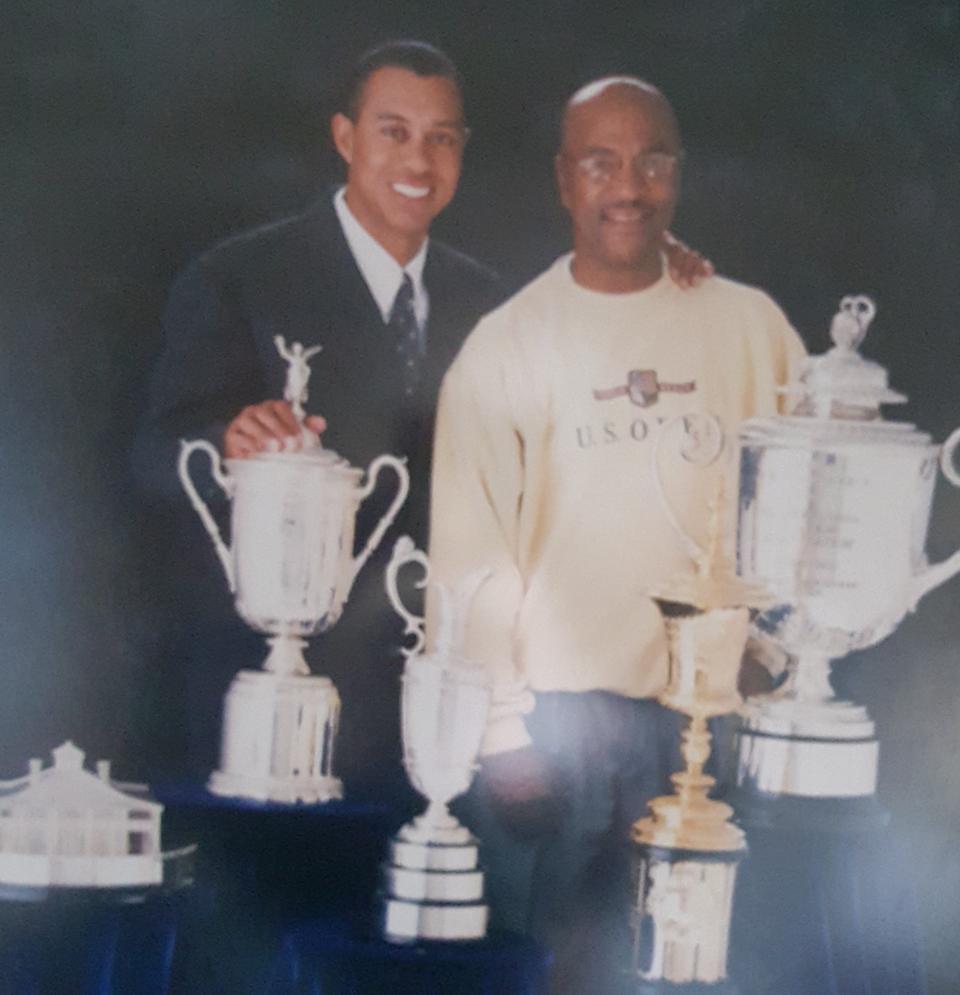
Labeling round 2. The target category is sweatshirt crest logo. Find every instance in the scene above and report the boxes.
[593,369,696,408]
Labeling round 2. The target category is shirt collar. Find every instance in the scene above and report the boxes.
[333,187,429,325]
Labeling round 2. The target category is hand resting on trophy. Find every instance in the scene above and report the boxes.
[224,400,327,458]
[224,335,326,457]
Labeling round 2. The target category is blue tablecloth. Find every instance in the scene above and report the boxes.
[0,881,188,995]
[155,782,395,994]
[271,921,551,995]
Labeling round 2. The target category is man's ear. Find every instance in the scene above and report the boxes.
[331,113,354,165]
[555,154,571,212]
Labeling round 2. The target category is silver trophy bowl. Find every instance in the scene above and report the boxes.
[734,296,960,816]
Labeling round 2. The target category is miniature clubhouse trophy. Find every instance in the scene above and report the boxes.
[630,487,765,994]
[178,336,410,803]
[379,537,491,942]
[735,295,960,825]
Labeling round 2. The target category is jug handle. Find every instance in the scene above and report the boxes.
[909,425,960,608]
[177,439,236,592]
[651,412,726,561]
[350,454,411,588]
[385,536,429,660]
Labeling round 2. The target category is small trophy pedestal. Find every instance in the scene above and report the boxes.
[630,710,746,994]
[381,809,488,943]
[208,657,342,804]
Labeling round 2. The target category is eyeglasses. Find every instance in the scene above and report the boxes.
[571,150,684,186]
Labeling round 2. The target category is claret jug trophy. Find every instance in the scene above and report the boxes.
[178,336,409,803]
[379,536,492,943]
[734,295,960,826]
[630,486,765,994]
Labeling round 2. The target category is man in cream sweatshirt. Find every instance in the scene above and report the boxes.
[428,77,805,988]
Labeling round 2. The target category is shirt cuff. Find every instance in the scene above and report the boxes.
[481,679,536,755]
[481,713,533,756]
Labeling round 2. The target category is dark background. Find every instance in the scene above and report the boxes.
[1,1,958,991]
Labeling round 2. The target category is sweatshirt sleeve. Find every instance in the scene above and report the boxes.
[427,323,535,755]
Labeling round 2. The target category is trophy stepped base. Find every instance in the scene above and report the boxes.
[211,669,342,804]
[737,703,879,799]
[632,979,739,995]
[382,896,489,942]
[381,823,488,942]
[728,786,889,834]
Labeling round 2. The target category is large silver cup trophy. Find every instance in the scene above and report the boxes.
[734,296,960,825]
[380,537,491,942]
[178,336,409,803]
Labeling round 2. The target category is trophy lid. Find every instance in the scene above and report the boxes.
[782,295,907,420]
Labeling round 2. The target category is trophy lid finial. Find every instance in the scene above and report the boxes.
[274,335,323,425]
[784,295,906,418]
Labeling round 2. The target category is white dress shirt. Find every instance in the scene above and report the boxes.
[333,188,429,350]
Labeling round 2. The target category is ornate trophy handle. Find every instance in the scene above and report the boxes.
[385,536,430,660]
[350,454,411,588]
[910,425,960,607]
[177,439,236,592]
[651,412,726,560]
[386,536,493,663]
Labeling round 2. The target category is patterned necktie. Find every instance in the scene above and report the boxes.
[388,273,421,398]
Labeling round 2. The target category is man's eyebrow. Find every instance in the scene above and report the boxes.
[374,112,464,129]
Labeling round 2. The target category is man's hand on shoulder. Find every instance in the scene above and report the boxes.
[480,746,564,841]
[662,231,714,288]
[224,400,327,458]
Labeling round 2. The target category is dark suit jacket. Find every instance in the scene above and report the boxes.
[133,194,503,801]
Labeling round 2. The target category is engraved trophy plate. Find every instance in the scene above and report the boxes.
[178,336,410,803]
[733,296,960,821]
[379,538,492,943]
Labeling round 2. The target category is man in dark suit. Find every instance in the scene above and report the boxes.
[134,40,504,803]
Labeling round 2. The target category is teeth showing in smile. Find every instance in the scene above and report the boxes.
[603,206,651,223]
[392,183,430,199]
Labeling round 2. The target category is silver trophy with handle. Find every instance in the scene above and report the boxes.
[733,295,960,826]
[178,336,409,804]
[380,536,492,942]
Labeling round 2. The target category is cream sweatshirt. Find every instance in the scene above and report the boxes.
[428,255,806,755]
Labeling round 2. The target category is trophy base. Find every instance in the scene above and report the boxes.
[209,669,343,804]
[632,980,739,994]
[727,787,890,834]
[381,895,489,942]
[381,821,488,942]
[736,696,879,800]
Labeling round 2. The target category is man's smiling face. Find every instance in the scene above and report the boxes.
[332,66,466,265]
[557,81,682,293]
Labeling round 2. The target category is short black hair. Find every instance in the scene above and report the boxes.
[341,40,463,120]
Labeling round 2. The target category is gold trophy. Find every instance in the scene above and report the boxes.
[630,486,766,994]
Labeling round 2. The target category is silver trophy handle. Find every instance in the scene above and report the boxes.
[385,536,430,660]
[910,425,960,606]
[349,454,410,589]
[652,413,726,561]
[177,439,236,592]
